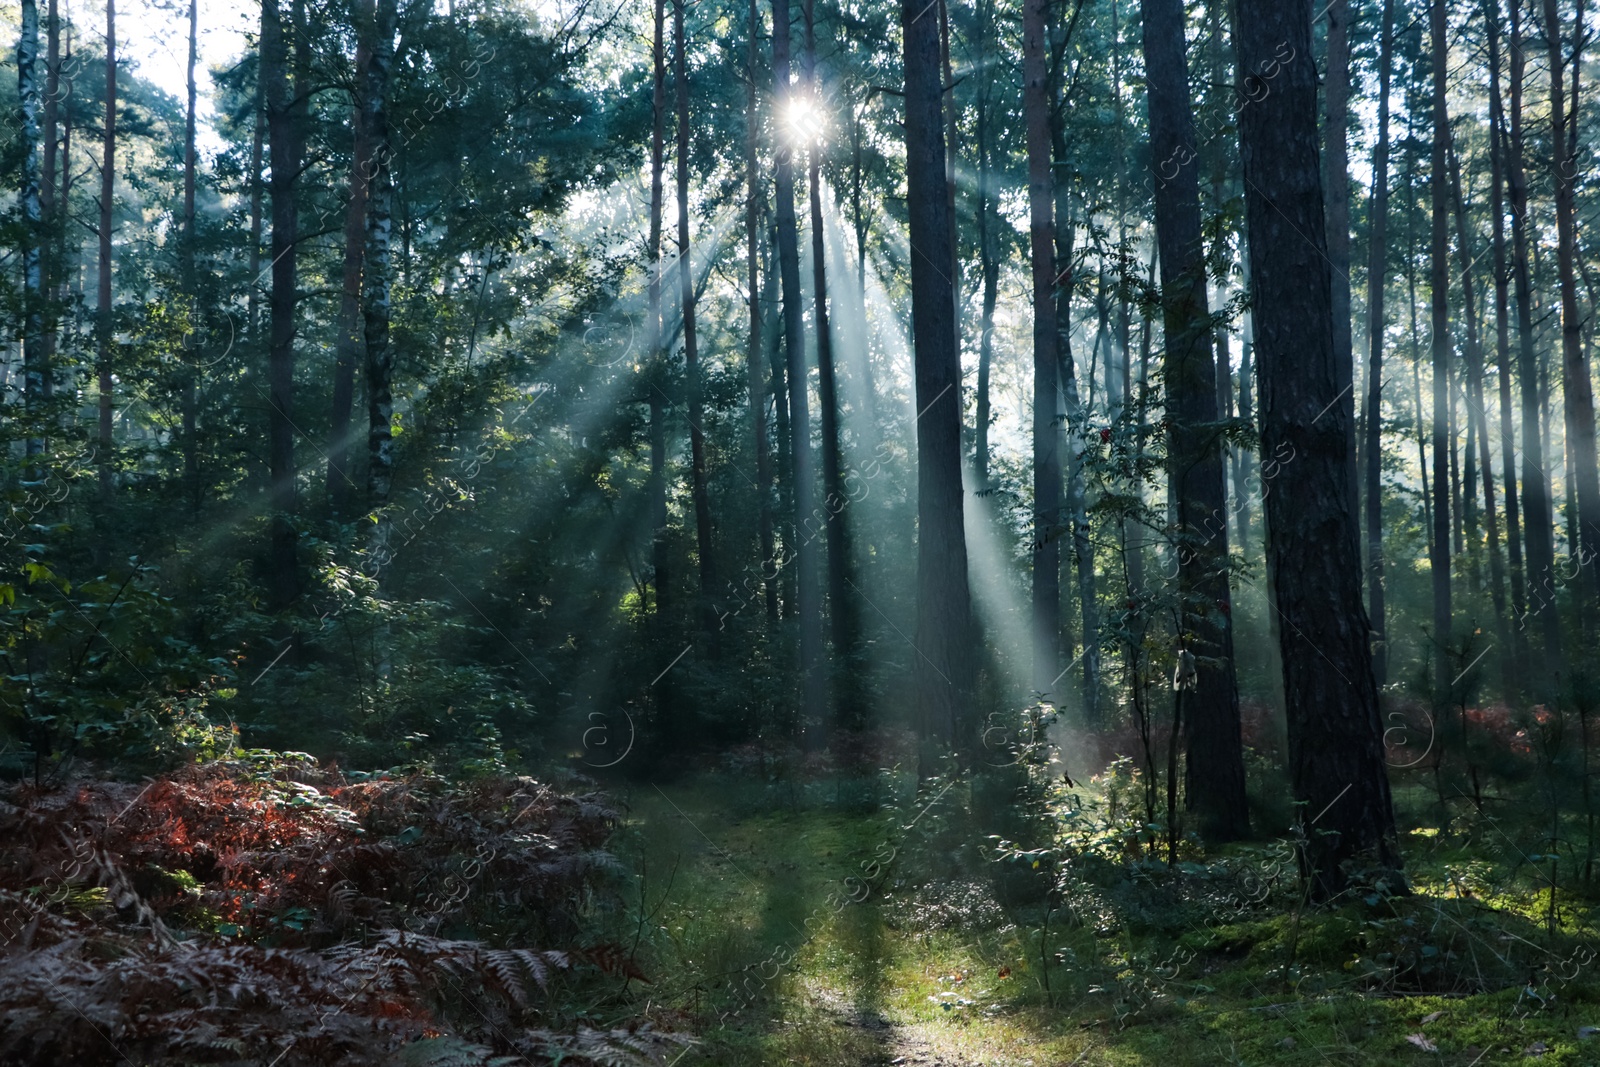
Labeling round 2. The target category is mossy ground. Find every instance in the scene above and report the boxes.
[601,776,1600,1066]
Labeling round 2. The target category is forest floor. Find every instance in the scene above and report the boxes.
[610,778,1600,1067]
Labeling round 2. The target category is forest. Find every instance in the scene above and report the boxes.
[2,0,1600,1061]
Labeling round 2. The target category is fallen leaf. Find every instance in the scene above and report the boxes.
[1277,1037,1296,1050]
[1421,1011,1443,1024]
[1580,1026,1599,1040]
[1525,1042,1548,1056]
[1406,1034,1438,1052]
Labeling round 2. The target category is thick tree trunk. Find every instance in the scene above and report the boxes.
[748,0,776,625]
[974,4,998,489]
[773,0,825,728]
[362,0,397,508]
[96,0,115,506]
[1364,0,1395,685]
[1023,0,1061,697]
[247,32,265,345]
[1143,0,1248,842]
[903,0,974,759]
[649,0,668,610]
[1545,0,1600,631]
[1234,0,1402,897]
[676,0,717,641]
[1508,0,1561,686]
[1428,0,1452,692]
[329,0,374,519]
[17,0,43,460]
[1325,0,1358,508]
[1488,0,1527,694]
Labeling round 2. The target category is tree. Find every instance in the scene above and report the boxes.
[16,0,43,461]
[362,0,398,510]
[1544,0,1600,630]
[903,0,973,759]
[96,0,116,510]
[1141,0,1247,841]
[1233,0,1402,895]
[328,0,375,519]
[1023,0,1061,699]
[1428,0,1451,691]
[675,0,716,636]
[747,0,776,625]
[649,0,668,610]
[772,0,825,731]
[1364,0,1396,686]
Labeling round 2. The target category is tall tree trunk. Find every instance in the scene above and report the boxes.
[649,0,668,610]
[362,0,397,509]
[1428,0,1452,692]
[748,0,776,624]
[247,29,265,345]
[1142,0,1247,842]
[1447,136,1512,695]
[1488,0,1526,694]
[1236,333,1252,552]
[182,0,199,514]
[1023,0,1061,697]
[1509,0,1561,687]
[328,0,374,519]
[772,0,825,728]
[804,0,856,723]
[1234,0,1401,897]
[1051,9,1098,725]
[939,0,959,351]
[903,0,974,759]
[38,0,57,436]
[96,0,115,509]
[1545,0,1600,632]
[17,0,43,461]
[1364,0,1395,684]
[265,0,306,607]
[974,0,998,489]
[675,0,717,641]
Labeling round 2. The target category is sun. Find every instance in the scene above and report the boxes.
[785,94,827,146]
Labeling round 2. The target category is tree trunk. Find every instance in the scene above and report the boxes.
[748,0,776,625]
[247,28,265,346]
[974,0,998,489]
[903,0,974,759]
[805,0,856,723]
[38,0,57,439]
[1364,0,1395,685]
[182,0,200,514]
[1447,136,1512,696]
[1143,0,1247,842]
[1234,0,1402,897]
[772,0,825,729]
[1545,0,1600,631]
[675,0,717,642]
[328,0,374,519]
[1508,0,1561,687]
[17,0,43,461]
[362,0,397,509]
[1023,0,1061,697]
[1428,0,1452,692]
[96,0,115,509]
[649,0,668,610]
[1488,0,1526,695]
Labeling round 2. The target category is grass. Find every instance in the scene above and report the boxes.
[596,773,1600,1066]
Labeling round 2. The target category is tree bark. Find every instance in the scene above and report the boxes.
[1545,0,1600,631]
[1508,0,1561,687]
[675,0,717,642]
[1234,0,1402,897]
[1488,0,1527,694]
[362,0,397,509]
[1143,0,1247,841]
[1023,0,1061,697]
[772,0,825,728]
[903,0,974,759]
[1325,0,1358,510]
[649,0,669,610]
[328,0,374,519]
[96,0,115,507]
[17,0,43,461]
[1428,0,1452,691]
[1364,0,1395,685]
[181,0,200,514]
[748,0,776,625]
